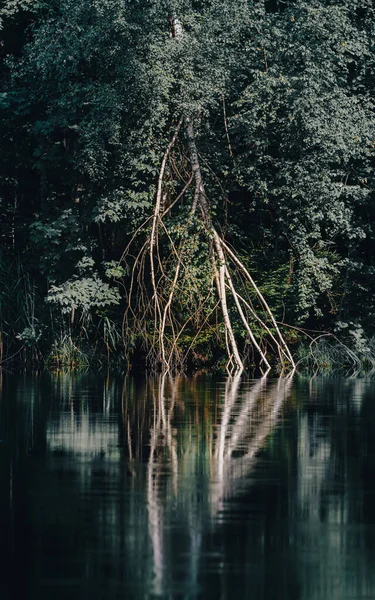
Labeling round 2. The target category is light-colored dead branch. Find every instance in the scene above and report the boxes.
[120,115,295,373]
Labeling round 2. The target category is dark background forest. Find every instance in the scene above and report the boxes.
[1,0,375,372]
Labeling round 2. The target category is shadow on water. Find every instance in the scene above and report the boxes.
[1,372,375,599]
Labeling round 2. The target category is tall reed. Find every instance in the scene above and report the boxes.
[0,260,41,365]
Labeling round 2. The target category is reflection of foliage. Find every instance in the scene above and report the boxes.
[4,372,375,598]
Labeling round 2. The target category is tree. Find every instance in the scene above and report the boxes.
[1,0,374,370]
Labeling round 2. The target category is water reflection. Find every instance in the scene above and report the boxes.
[1,373,375,599]
[143,375,293,597]
[211,376,293,515]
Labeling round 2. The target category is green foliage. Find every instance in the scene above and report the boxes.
[0,0,38,29]
[1,0,375,368]
[46,334,91,370]
[230,1,375,322]
[296,332,375,375]
[47,276,120,315]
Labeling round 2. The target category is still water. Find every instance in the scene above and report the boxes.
[1,373,375,599]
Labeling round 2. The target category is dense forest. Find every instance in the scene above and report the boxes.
[1,0,375,372]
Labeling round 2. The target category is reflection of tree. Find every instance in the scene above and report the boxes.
[3,373,375,599]
[295,378,370,523]
[210,376,293,516]
[280,377,375,600]
[147,376,179,595]
[135,374,293,596]
[45,373,120,456]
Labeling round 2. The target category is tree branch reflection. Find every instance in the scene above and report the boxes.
[210,376,293,516]
[140,374,293,595]
[5,372,375,599]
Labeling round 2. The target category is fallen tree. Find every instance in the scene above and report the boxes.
[120,113,295,374]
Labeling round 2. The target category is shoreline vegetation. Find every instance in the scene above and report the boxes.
[1,1,375,374]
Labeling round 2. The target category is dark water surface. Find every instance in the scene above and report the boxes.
[1,373,375,599]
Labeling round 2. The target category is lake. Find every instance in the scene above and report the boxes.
[1,372,375,599]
